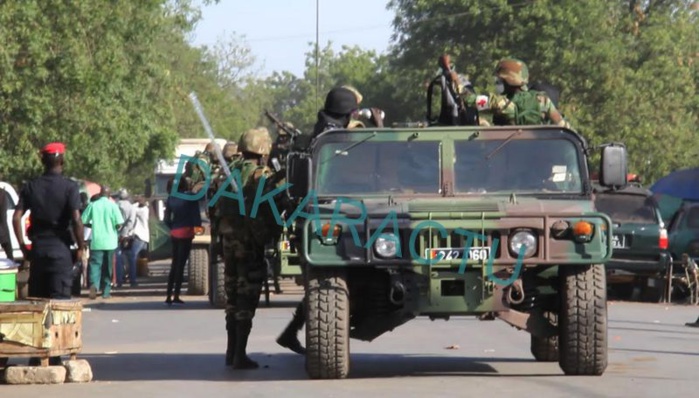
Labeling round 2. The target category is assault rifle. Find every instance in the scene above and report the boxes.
[265,110,302,138]
[426,54,479,126]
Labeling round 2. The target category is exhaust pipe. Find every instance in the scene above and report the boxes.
[389,281,405,305]
[506,279,525,305]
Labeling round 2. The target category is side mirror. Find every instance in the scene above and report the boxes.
[287,152,311,199]
[599,143,628,188]
[144,178,152,198]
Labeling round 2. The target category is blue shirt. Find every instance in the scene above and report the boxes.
[164,194,202,231]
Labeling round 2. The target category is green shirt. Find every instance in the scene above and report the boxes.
[81,196,124,250]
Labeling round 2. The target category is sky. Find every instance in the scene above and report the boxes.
[189,0,396,78]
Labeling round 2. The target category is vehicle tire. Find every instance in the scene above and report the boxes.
[209,256,227,308]
[530,311,559,362]
[187,245,209,296]
[558,264,608,376]
[305,267,350,379]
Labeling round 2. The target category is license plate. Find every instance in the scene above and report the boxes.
[425,247,491,261]
[612,235,626,249]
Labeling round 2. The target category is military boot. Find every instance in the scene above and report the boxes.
[232,319,258,369]
[225,318,237,366]
[276,301,306,355]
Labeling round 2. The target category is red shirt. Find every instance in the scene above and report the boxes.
[170,226,194,239]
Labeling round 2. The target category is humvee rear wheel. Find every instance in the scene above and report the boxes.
[530,311,559,362]
[558,264,608,375]
[305,267,350,379]
[187,245,209,295]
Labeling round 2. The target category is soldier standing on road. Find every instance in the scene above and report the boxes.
[217,127,286,369]
[12,142,86,365]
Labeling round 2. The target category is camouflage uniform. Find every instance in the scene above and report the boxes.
[209,142,240,266]
[218,127,285,369]
[463,59,572,129]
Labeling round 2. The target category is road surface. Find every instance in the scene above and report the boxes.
[3,261,698,397]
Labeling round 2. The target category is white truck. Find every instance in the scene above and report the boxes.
[149,138,226,296]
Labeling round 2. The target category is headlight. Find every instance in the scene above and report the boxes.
[374,233,398,258]
[509,230,537,258]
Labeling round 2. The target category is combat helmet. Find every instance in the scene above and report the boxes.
[277,121,295,136]
[238,127,272,156]
[222,141,239,160]
[341,85,363,105]
[203,142,215,154]
[494,58,529,87]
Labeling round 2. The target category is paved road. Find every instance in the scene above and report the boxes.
[3,261,699,397]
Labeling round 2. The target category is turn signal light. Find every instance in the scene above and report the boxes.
[194,226,205,235]
[659,228,668,250]
[320,222,342,239]
[572,220,594,243]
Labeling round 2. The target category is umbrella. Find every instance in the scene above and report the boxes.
[650,167,699,201]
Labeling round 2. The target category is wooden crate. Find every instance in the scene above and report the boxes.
[0,299,83,366]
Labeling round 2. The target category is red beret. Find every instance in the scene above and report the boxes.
[41,142,66,155]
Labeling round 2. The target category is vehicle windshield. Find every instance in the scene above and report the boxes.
[595,193,657,224]
[315,141,441,195]
[454,138,583,194]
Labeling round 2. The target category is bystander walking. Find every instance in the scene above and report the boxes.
[114,189,136,287]
[163,177,201,306]
[81,186,123,299]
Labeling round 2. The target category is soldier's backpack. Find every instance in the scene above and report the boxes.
[510,90,545,125]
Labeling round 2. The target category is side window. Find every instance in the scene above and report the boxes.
[667,210,683,232]
[687,208,699,229]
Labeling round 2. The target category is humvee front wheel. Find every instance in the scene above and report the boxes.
[558,264,608,375]
[530,311,559,362]
[305,267,350,379]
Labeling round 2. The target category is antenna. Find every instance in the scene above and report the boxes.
[315,0,320,110]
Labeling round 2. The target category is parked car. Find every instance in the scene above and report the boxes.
[667,202,699,263]
[593,183,669,301]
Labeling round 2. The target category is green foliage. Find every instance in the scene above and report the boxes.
[386,0,699,183]
[0,0,695,194]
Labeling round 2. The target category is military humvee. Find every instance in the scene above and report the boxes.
[284,125,627,379]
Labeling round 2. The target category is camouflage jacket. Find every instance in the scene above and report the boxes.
[186,151,217,193]
[217,158,286,247]
[464,90,572,129]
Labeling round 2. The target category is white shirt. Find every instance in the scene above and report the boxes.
[132,205,150,243]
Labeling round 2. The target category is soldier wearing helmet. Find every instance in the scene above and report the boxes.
[464,58,571,129]
[216,127,287,369]
[222,141,240,163]
[311,86,360,138]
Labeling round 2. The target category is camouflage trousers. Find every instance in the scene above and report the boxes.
[222,233,266,324]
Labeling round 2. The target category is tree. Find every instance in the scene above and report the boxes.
[386,0,699,182]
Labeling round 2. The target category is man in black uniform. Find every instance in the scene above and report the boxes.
[13,142,85,303]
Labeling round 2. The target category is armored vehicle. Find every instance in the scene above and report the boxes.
[285,125,627,379]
